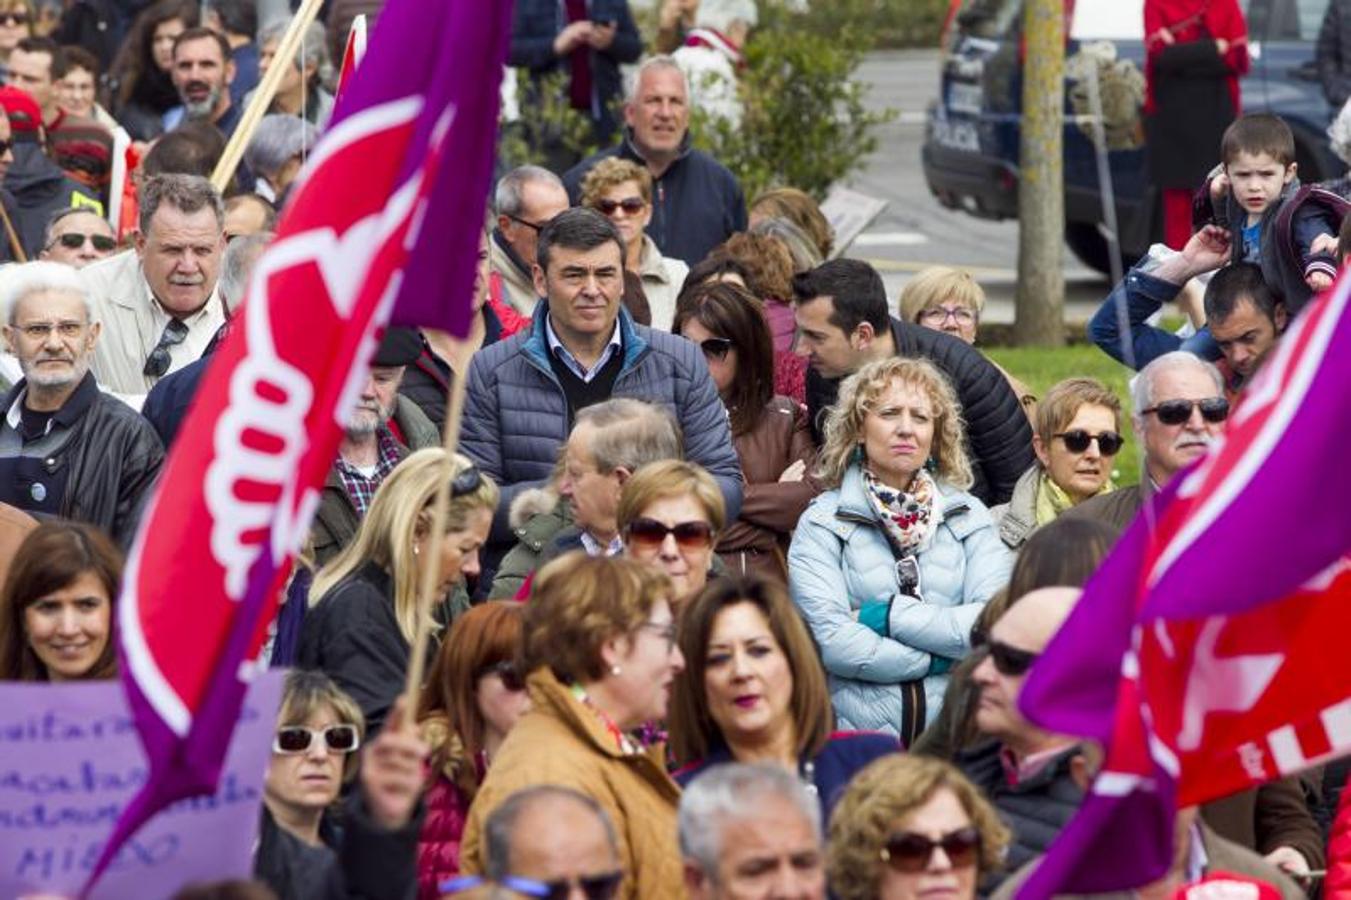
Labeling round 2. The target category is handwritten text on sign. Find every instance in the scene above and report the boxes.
[0,672,282,899]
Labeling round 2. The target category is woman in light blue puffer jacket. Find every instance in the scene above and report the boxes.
[788,357,1013,746]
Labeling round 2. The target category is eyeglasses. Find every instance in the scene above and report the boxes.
[0,12,30,25]
[698,337,733,360]
[1054,429,1124,456]
[451,464,483,498]
[441,873,624,900]
[639,620,678,651]
[625,517,715,550]
[880,826,981,873]
[918,306,976,326]
[273,723,360,755]
[477,659,525,692]
[15,320,86,340]
[595,196,645,216]
[506,214,546,233]
[142,318,190,377]
[1141,397,1229,426]
[50,232,118,253]
[988,640,1038,677]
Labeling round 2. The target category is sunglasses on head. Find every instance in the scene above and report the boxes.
[53,232,118,252]
[273,723,360,755]
[440,872,624,900]
[1055,429,1124,456]
[1141,397,1229,426]
[988,640,1038,677]
[596,197,645,216]
[451,464,483,498]
[477,659,524,692]
[699,336,733,360]
[625,517,714,550]
[881,826,981,873]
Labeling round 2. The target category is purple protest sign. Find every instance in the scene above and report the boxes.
[0,671,281,898]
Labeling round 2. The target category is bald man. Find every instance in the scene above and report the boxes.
[958,587,1086,888]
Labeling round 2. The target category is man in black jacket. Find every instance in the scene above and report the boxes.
[0,261,163,548]
[563,55,746,267]
[1318,0,1351,108]
[794,259,1033,506]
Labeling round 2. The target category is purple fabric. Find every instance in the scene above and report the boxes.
[763,298,796,354]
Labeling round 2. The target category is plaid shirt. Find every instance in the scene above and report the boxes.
[334,428,403,518]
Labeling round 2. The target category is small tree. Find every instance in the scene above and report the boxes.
[498,69,601,174]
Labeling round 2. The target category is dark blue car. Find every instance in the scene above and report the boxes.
[922,0,1342,273]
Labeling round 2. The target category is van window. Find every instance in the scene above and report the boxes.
[1266,0,1328,40]
[953,0,1022,39]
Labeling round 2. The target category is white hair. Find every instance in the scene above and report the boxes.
[1,261,93,326]
[678,763,821,880]
[493,165,565,217]
[625,54,688,104]
[1330,98,1351,167]
[1130,350,1225,414]
[694,0,758,33]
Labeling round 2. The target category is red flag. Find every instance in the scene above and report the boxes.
[336,14,367,101]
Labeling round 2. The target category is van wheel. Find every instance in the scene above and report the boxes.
[1064,222,1115,276]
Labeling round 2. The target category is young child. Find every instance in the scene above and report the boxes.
[1203,113,1340,313]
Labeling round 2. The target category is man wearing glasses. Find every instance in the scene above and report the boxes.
[0,260,163,548]
[38,207,116,269]
[80,173,225,404]
[491,165,570,317]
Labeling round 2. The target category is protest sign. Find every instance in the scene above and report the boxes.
[0,671,281,899]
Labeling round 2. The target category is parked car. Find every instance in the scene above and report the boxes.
[922,0,1343,274]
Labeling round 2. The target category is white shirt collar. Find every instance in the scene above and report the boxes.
[544,313,622,383]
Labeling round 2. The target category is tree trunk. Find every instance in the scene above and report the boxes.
[1014,0,1067,346]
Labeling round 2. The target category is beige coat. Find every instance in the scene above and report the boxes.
[636,235,688,333]
[489,237,540,318]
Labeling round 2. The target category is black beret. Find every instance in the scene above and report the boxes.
[372,327,423,367]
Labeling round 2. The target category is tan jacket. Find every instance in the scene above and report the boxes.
[636,235,688,332]
[489,236,540,318]
[459,669,683,900]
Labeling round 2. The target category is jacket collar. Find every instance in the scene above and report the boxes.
[521,300,649,379]
[525,668,672,772]
[492,227,533,279]
[619,127,693,171]
[998,466,1042,546]
[835,463,969,524]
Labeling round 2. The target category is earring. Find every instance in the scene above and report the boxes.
[610,664,622,677]
[924,456,937,473]
[413,544,420,557]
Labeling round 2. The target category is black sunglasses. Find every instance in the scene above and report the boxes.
[441,873,623,900]
[0,138,12,156]
[596,197,645,215]
[698,337,733,360]
[451,465,483,498]
[506,213,545,233]
[0,12,29,25]
[625,517,715,550]
[988,640,1038,677]
[1055,429,1124,456]
[477,659,524,692]
[881,826,981,873]
[53,232,118,252]
[143,318,189,377]
[273,723,360,754]
[1141,397,1229,426]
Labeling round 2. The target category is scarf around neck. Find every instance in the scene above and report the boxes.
[862,465,938,557]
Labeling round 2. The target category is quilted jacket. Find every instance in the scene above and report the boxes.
[787,464,1013,739]
[459,669,684,900]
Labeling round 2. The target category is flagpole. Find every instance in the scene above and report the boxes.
[211,0,325,193]
[402,335,474,714]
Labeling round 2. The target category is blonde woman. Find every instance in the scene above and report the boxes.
[580,156,689,331]
[299,449,499,735]
[787,357,1012,746]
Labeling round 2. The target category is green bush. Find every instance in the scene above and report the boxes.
[497,69,602,174]
[792,0,951,49]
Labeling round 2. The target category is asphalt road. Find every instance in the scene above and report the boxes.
[843,49,1109,325]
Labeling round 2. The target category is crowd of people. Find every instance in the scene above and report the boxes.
[0,1,1346,899]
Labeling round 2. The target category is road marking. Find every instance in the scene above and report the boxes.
[853,231,929,247]
[897,110,926,125]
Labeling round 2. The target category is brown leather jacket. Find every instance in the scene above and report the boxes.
[717,396,819,580]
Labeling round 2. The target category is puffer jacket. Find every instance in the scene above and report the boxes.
[805,318,1034,507]
[787,465,1013,741]
[415,716,473,900]
[461,303,743,541]
[991,466,1042,550]
[459,669,683,900]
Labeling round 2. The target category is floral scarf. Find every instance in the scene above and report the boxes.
[569,682,642,756]
[862,465,938,557]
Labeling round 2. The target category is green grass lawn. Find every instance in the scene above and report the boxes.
[985,344,1142,487]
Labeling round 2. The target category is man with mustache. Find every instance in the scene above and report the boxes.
[0,261,164,548]
[80,173,226,404]
[309,327,440,568]
[163,27,240,138]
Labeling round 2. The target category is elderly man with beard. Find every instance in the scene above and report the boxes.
[309,328,440,567]
[0,261,164,548]
[164,27,240,137]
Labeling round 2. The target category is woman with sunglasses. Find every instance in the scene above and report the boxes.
[616,459,726,613]
[301,449,499,736]
[991,378,1123,550]
[459,553,687,900]
[0,521,120,681]
[788,357,1013,746]
[415,601,531,899]
[580,157,689,332]
[827,754,1009,900]
[255,669,427,900]
[673,281,817,580]
[0,0,31,76]
[669,574,897,823]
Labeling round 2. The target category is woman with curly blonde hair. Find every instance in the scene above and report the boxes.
[827,754,1009,900]
[787,357,1012,745]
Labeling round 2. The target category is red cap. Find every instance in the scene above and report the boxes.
[1174,872,1283,900]
[0,86,42,134]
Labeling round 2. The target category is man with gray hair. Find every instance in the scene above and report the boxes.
[1067,350,1229,530]
[563,54,746,266]
[490,164,570,317]
[249,21,335,128]
[243,114,320,204]
[0,261,163,547]
[81,173,227,399]
[489,396,683,597]
[679,763,827,900]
